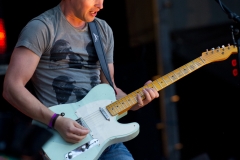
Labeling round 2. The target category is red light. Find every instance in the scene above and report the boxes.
[0,18,7,54]
[232,69,238,77]
[231,59,237,67]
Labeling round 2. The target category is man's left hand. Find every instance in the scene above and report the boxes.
[130,80,159,111]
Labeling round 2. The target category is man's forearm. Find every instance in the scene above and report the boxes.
[2,83,53,125]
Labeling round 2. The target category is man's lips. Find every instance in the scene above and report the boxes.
[90,11,98,16]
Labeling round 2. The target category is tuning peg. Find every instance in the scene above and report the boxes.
[222,45,225,50]
[211,48,215,53]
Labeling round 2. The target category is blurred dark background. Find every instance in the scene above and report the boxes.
[1,0,240,160]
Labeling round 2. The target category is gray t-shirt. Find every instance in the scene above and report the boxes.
[15,4,114,107]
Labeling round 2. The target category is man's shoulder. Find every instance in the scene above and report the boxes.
[31,5,60,26]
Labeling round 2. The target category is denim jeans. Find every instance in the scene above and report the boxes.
[98,143,134,160]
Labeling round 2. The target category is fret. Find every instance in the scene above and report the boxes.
[128,95,135,105]
[131,90,138,98]
[157,78,167,88]
[115,104,121,112]
[162,76,171,85]
[167,75,174,82]
[125,93,135,106]
[119,99,127,109]
[121,98,128,107]
[113,102,121,112]
[119,100,126,111]
[143,85,149,90]
[194,58,205,67]
[193,61,198,67]
[124,96,132,106]
[152,81,161,90]
[181,65,190,75]
[156,79,163,88]
[130,90,142,104]
[199,57,206,64]
[173,71,179,79]
[135,89,144,97]
[174,68,184,78]
[147,83,158,91]
[130,94,137,104]
[109,105,117,115]
[168,72,178,81]
[186,61,197,71]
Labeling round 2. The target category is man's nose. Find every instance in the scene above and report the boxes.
[95,0,103,9]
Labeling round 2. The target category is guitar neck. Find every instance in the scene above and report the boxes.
[107,56,208,116]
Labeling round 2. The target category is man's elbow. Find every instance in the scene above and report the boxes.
[2,79,14,103]
[2,83,10,102]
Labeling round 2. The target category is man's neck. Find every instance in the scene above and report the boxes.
[59,1,86,30]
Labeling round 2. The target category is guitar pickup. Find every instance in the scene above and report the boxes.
[99,107,110,121]
[65,139,99,160]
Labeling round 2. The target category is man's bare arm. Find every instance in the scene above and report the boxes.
[3,47,54,124]
[2,47,89,143]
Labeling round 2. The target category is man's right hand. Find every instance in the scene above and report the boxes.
[54,116,89,143]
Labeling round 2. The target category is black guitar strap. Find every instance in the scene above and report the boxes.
[88,20,116,94]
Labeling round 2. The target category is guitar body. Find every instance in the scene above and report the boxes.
[33,84,140,160]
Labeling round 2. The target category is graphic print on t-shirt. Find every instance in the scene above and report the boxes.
[90,75,98,88]
[50,39,99,104]
[86,42,98,65]
[52,75,90,104]
[49,39,85,69]
[52,76,76,104]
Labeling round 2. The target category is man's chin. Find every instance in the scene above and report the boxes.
[86,17,95,23]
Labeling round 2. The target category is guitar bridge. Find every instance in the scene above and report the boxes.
[65,139,99,160]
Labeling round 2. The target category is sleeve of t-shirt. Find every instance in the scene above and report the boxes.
[15,19,51,57]
[105,25,114,64]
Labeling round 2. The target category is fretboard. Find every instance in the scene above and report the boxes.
[106,56,206,116]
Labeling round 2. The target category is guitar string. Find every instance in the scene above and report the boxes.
[84,112,102,121]
[81,110,99,120]
[82,110,105,121]
[75,111,98,128]
[81,111,106,128]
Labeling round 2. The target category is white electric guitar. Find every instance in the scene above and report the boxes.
[33,45,238,160]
